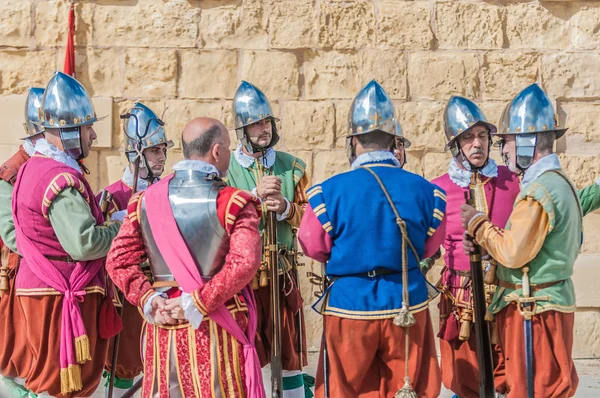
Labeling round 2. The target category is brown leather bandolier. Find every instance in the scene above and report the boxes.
[0,146,30,185]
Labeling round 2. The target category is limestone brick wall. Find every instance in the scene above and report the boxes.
[0,0,599,357]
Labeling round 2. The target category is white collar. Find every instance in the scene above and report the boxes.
[172,160,220,176]
[233,142,276,169]
[351,150,400,170]
[521,154,561,188]
[34,138,82,173]
[121,166,151,191]
[22,139,36,157]
[448,158,499,188]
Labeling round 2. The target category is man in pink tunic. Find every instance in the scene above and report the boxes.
[431,96,520,397]
[106,117,265,397]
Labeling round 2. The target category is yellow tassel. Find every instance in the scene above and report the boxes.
[60,364,83,394]
[75,334,91,363]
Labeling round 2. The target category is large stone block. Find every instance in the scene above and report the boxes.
[223,100,281,133]
[241,51,299,100]
[98,150,130,190]
[319,2,375,50]
[0,50,58,95]
[304,51,361,100]
[0,1,31,48]
[404,151,424,177]
[482,53,538,101]
[558,154,600,188]
[377,1,433,50]
[35,1,92,47]
[397,102,445,152]
[269,1,318,49]
[0,144,22,166]
[164,150,185,175]
[435,2,503,50]
[573,310,600,359]
[334,101,351,148]
[163,100,223,149]
[422,152,451,181]
[282,101,335,151]
[505,2,569,50]
[93,0,199,48]
[571,5,600,50]
[582,214,600,254]
[408,52,480,101]
[92,97,113,149]
[561,103,600,144]
[0,95,28,146]
[571,255,600,306]
[480,101,511,132]
[179,50,238,99]
[200,0,268,49]
[542,53,600,100]
[74,48,122,97]
[313,150,349,184]
[124,49,177,98]
[360,50,407,100]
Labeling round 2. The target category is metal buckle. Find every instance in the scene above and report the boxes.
[367,270,377,278]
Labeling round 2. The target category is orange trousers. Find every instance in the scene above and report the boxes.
[315,309,441,398]
[496,304,578,398]
[104,299,144,379]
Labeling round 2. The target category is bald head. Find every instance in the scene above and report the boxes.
[182,117,231,176]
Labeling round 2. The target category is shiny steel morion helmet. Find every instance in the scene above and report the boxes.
[232,81,280,154]
[346,80,398,163]
[38,71,105,160]
[496,83,565,171]
[122,103,173,180]
[22,87,45,139]
[443,96,496,171]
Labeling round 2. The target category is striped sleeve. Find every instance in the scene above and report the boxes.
[306,184,334,237]
[42,172,90,219]
[428,185,447,237]
[223,190,262,236]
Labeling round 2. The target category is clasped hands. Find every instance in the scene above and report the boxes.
[149,296,187,326]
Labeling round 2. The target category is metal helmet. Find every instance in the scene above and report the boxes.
[443,96,496,151]
[346,80,397,163]
[232,81,280,154]
[443,96,496,171]
[123,103,173,162]
[394,119,412,149]
[38,71,105,160]
[22,87,45,139]
[496,83,565,171]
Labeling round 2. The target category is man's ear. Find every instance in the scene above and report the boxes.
[212,143,221,160]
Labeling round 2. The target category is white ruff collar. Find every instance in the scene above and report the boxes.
[34,138,82,173]
[233,142,276,169]
[448,158,498,188]
[351,150,400,170]
[521,154,561,189]
[22,139,36,157]
[172,160,220,176]
[121,166,151,191]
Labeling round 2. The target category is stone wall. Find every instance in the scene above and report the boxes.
[0,0,599,357]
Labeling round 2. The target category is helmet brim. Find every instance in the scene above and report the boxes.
[444,121,497,152]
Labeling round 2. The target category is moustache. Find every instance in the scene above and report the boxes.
[469,148,485,156]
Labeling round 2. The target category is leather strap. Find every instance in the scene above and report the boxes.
[498,279,563,292]
[329,267,399,281]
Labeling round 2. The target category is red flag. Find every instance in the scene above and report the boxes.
[63,1,75,77]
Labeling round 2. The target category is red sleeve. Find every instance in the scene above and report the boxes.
[105,192,154,308]
[298,203,332,263]
[192,192,262,315]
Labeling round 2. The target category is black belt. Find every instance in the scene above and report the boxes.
[329,268,399,281]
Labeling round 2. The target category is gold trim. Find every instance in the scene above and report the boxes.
[222,328,235,397]
[322,221,332,233]
[231,334,244,397]
[16,286,105,296]
[323,299,431,320]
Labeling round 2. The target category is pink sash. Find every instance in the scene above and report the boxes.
[12,160,103,393]
[145,175,265,398]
